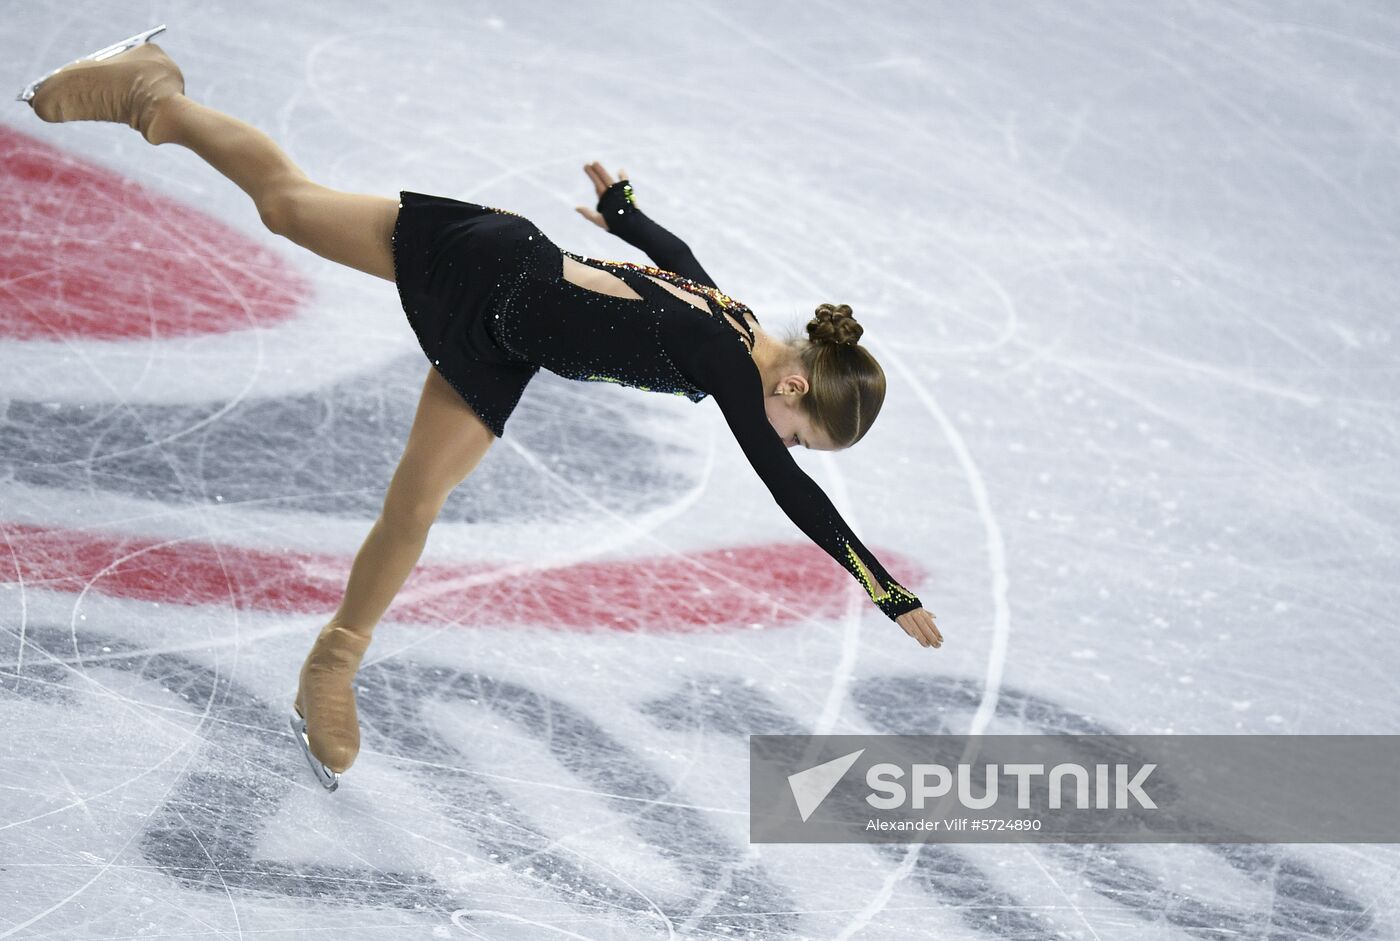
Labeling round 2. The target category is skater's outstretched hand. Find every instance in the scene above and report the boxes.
[897,607,942,648]
[575,160,632,230]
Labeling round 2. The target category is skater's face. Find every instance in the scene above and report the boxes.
[766,376,839,451]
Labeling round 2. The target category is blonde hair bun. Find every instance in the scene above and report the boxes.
[806,303,863,348]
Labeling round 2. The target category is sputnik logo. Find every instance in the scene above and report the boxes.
[787,749,865,822]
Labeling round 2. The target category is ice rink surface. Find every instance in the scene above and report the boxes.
[3,1,1398,938]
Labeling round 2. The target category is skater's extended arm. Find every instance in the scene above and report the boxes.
[687,333,933,633]
[576,162,718,288]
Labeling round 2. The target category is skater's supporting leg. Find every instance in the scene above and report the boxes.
[28,34,484,777]
[297,367,496,773]
[151,95,399,282]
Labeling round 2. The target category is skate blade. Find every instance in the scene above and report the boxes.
[17,24,167,102]
[289,705,341,792]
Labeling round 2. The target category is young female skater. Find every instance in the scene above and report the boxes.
[21,26,943,791]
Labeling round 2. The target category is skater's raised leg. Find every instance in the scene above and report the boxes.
[296,366,496,777]
[151,96,399,281]
[26,35,183,141]
[25,32,399,282]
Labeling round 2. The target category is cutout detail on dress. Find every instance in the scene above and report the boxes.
[560,252,754,354]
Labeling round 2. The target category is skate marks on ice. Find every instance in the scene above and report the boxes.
[0,519,883,641]
[0,125,308,343]
[1,624,797,936]
[1,624,1376,940]
[0,353,900,633]
[848,677,1377,940]
[0,354,687,526]
[0,117,685,525]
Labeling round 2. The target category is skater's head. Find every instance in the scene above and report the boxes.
[765,303,886,451]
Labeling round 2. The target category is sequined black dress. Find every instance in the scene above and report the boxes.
[390,182,922,622]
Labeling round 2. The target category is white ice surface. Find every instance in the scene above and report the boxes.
[2,1,1398,939]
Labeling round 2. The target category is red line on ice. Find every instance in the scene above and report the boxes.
[0,125,308,341]
[0,522,923,632]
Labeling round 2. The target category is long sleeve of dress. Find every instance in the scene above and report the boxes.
[686,332,923,622]
[596,180,719,289]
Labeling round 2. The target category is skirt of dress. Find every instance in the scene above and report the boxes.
[390,190,549,438]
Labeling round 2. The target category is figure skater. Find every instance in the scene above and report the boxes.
[20,26,943,792]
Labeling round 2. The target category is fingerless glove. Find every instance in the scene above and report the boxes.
[596,180,718,289]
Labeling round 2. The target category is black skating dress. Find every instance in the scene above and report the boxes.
[390,181,922,622]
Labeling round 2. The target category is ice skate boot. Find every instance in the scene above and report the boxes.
[20,25,184,144]
[291,623,374,790]
[17,24,167,102]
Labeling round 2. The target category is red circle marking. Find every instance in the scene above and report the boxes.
[0,125,308,341]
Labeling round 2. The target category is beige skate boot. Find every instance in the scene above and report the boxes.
[22,26,184,144]
[290,623,375,791]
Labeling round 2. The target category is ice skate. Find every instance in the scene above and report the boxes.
[290,705,341,791]
[20,25,184,144]
[290,623,374,790]
[17,24,166,102]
